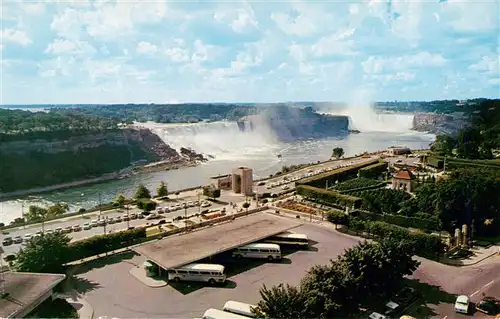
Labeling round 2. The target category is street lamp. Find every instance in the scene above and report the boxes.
[126,204,130,229]
[184,203,188,232]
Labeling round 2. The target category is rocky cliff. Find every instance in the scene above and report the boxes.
[412,113,468,135]
[239,106,349,142]
[0,128,196,193]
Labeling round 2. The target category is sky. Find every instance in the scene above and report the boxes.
[0,0,499,104]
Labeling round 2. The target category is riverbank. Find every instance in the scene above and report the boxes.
[0,173,122,201]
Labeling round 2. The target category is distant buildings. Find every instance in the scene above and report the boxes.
[387,146,411,156]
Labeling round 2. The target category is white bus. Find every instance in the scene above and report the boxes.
[232,243,281,261]
[202,308,249,319]
[167,263,226,285]
[223,300,257,318]
[263,231,309,247]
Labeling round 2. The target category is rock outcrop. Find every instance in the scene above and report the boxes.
[412,113,468,135]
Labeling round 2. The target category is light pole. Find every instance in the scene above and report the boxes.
[98,191,102,219]
[184,203,188,232]
[126,204,130,229]
[21,204,25,229]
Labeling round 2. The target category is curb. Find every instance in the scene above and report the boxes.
[439,250,499,267]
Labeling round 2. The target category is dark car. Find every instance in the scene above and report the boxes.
[476,297,499,315]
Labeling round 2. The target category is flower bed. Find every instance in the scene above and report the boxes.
[277,200,319,215]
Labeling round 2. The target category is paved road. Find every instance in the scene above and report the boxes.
[1,200,230,255]
[412,256,500,318]
[254,156,379,195]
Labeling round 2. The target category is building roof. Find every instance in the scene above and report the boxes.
[132,212,301,269]
[0,272,66,318]
[393,170,416,180]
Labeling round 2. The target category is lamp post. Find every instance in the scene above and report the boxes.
[184,203,188,232]
[126,204,130,229]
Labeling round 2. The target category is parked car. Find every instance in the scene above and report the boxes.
[476,297,499,315]
[63,226,73,233]
[454,295,470,314]
[107,218,116,224]
[2,236,13,246]
[24,233,33,241]
[122,214,130,221]
[90,220,99,227]
[146,213,159,220]
[55,227,63,233]
[368,312,387,319]
[97,219,106,226]
[129,212,137,219]
[114,216,122,222]
[83,223,91,230]
[137,213,145,219]
[72,224,82,232]
[13,236,23,244]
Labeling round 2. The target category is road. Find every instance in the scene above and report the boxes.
[254,156,380,195]
[1,199,230,255]
[412,256,500,318]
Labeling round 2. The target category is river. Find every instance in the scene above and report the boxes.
[0,112,434,224]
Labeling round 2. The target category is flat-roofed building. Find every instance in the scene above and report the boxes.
[0,272,66,318]
[208,174,232,190]
[387,146,411,156]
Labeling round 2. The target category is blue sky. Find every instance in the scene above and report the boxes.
[1,0,499,104]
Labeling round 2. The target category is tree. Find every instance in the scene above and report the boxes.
[203,186,221,200]
[252,284,307,319]
[134,184,151,199]
[326,211,346,229]
[431,135,456,155]
[157,181,169,197]
[137,199,157,212]
[16,232,71,273]
[115,194,126,207]
[47,203,69,217]
[26,205,48,222]
[332,147,344,159]
[456,127,482,159]
[242,201,250,213]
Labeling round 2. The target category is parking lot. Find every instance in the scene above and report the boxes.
[71,222,361,318]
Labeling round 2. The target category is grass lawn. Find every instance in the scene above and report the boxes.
[146,227,162,237]
[27,298,78,318]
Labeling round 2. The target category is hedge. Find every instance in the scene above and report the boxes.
[347,218,445,259]
[340,182,388,194]
[296,185,362,208]
[352,209,441,231]
[426,156,444,169]
[297,159,380,188]
[358,162,388,178]
[326,210,347,225]
[67,227,147,262]
[332,177,384,191]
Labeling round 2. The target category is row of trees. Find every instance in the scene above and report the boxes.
[253,237,419,318]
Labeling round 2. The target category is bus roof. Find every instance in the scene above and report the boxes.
[223,300,256,315]
[176,263,225,272]
[202,308,249,319]
[275,232,308,240]
[238,243,280,250]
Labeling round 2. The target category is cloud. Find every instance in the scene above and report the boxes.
[1,0,499,104]
[136,41,158,55]
[0,29,32,46]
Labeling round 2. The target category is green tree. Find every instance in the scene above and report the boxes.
[326,210,346,229]
[157,181,169,197]
[252,284,307,319]
[115,194,126,207]
[134,183,151,199]
[16,232,71,273]
[47,203,69,217]
[137,199,157,212]
[332,147,344,159]
[456,127,482,159]
[203,186,221,200]
[431,135,456,155]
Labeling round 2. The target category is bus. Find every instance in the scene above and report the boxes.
[167,263,226,285]
[232,243,281,261]
[223,300,258,318]
[202,308,249,319]
[263,231,309,248]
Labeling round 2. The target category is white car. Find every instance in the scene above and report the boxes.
[454,295,470,314]
[90,220,99,227]
[201,202,211,208]
[368,312,387,319]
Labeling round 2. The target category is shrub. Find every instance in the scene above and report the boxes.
[326,211,347,225]
[358,162,388,179]
[332,177,384,191]
[296,185,362,208]
[352,209,441,231]
[136,199,157,212]
[347,218,445,258]
[67,227,147,261]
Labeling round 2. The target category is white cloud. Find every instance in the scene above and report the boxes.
[136,41,158,55]
[165,47,190,63]
[362,52,447,74]
[45,39,96,55]
[214,5,259,33]
[312,29,357,57]
[469,56,500,74]
[0,29,32,46]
